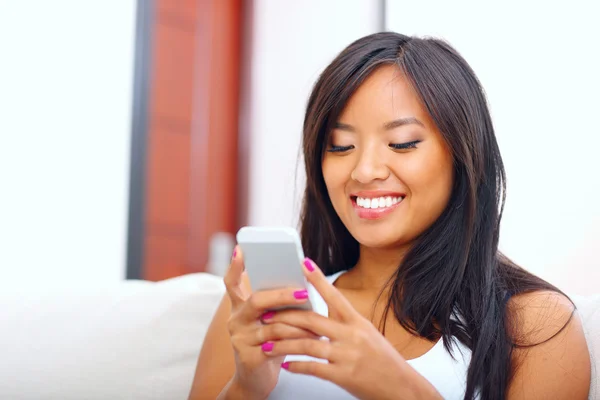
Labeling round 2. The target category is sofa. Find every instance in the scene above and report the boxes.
[0,273,597,399]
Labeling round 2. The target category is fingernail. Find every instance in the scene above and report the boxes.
[281,362,290,370]
[293,289,308,300]
[303,258,315,272]
[231,248,237,260]
[261,342,274,352]
[262,311,276,320]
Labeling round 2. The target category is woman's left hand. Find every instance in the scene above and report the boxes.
[260,258,443,400]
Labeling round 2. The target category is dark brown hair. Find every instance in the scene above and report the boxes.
[299,32,572,399]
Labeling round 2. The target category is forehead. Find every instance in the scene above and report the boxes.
[338,64,427,123]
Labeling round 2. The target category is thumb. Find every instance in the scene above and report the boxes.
[223,245,247,307]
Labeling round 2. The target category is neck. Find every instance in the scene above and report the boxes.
[347,244,409,292]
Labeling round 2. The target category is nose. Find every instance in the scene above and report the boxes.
[350,145,390,183]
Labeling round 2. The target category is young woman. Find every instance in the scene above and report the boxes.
[191,32,591,399]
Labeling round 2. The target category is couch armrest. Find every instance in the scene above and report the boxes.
[0,273,225,400]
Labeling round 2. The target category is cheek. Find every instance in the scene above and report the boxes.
[401,151,454,207]
[322,158,352,212]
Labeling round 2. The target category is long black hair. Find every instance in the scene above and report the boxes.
[299,32,572,399]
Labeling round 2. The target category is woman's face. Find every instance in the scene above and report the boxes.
[322,65,454,249]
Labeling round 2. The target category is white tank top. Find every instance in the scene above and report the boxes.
[268,271,473,399]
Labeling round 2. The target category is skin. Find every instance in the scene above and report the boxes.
[189,65,591,399]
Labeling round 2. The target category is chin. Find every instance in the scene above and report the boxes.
[350,228,410,250]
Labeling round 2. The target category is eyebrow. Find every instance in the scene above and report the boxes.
[334,117,424,132]
[383,117,425,130]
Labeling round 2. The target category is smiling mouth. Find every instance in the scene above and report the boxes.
[350,195,405,220]
[352,195,404,209]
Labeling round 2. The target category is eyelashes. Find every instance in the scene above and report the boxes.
[326,140,421,153]
[388,140,421,150]
[327,145,354,153]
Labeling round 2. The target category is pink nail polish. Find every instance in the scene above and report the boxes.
[262,311,276,320]
[261,342,274,352]
[281,362,290,370]
[231,248,237,260]
[303,258,315,272]
[293,289,309,300]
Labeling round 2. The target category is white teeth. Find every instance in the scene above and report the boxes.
[355,196,403,209]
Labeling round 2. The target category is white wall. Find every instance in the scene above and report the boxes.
[0,1,136,284]
[244,0,382,228]
[386,0,600,295]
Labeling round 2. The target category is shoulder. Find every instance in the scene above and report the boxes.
[507,290,575,345]
[506,290,591,399]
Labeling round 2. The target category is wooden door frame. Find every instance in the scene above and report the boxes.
[127,0,242,280]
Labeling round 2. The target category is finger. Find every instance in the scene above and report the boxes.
[281,361,336,382]
[249,322,319,346]
[264,309,344,339]
[302,258,357,321]
[241,287,310,321]
[262,338,338,362]
[232,342,274,368]
[223,245,246,308]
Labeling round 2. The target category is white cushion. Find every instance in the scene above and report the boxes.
[0,273,225,400]
[0,273,597,399]
[572,294,600,400]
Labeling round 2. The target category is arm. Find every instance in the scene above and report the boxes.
[189,265,254,400]
[507,291,591,399]
[188,294,238,400]
[189,256,312,400]
[260,258,442,400]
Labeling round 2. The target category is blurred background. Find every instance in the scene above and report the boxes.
[0,0,598,294]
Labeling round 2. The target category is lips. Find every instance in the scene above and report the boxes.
[349,191,406,220]
[355,195,403,209]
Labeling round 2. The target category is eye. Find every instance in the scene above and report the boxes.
[389,140,421,150]
[326,145,354,153]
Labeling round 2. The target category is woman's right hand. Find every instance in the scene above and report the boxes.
[223,246,317,400]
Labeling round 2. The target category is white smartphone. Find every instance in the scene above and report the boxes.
[236,226,313,311]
